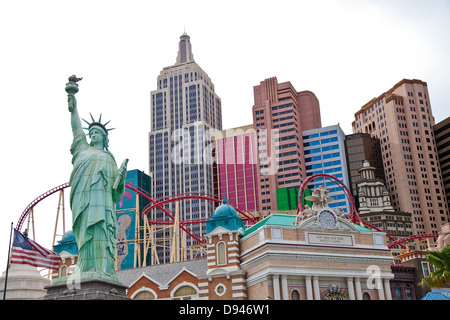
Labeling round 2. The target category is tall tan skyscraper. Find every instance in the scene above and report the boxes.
[352,79,449,243]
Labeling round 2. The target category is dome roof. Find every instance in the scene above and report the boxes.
[60,230,75,243]
[53,230,78,255]
[214,198,238,217]
[206,199,245,235]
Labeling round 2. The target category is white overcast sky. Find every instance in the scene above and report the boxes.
[0,0,449,271]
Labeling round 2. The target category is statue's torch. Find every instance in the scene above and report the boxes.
[65,75,82,112]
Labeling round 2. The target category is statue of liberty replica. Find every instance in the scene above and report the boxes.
[45,76,129,299]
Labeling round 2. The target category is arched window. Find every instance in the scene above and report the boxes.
[217,241,227,265]
[173,285,197,300]
[363,292,371,300]
[291,289,300,300]
[134,290,156,300]
[60,265,67,277]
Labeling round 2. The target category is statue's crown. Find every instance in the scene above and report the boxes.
[82,113,115,136]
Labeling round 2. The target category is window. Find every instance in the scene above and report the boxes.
[394,284,402,300]
[215,284,226,297]
[217,241,227,265]
[173,285,197,300]
[60,265,68,277]
[320,129,337,136]
[291,290,300,300]
[405,285,413,300]
[303,133,319,140]
[421,261,431,277]
[134,290,156,300]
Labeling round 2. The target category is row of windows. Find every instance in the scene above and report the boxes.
[303,136,338,147]
[303,129,338,140]
[271,103,293,111]
[306,166,342,177]
[305,160,342,170]
[278,178,300,186]
[304,144,340,155]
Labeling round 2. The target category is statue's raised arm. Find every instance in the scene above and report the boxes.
[65,75,83,135]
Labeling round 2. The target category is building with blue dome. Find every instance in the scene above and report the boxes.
[53,230,78,256]
[206,199,245,235]
[52,230,78,280]
[118,186,396,300]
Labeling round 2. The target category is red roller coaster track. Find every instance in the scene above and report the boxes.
[17,179,439,249]
[16,182,256,244]
[124,183,209,243]
[141,193,257,224]
[387,233,439,249]
[16,182,70,232]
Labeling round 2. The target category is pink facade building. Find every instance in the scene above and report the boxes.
[252,77,321,212]
[214,125,260,213]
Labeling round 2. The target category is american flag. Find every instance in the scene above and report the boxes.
[10,229,61,270]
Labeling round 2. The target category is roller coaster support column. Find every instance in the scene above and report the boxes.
[134,193,141,268]
[52,189,66,249]
[170,201,181,263]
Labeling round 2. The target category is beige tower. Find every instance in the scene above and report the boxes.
[352,79,449,245]
[203,200,247,300]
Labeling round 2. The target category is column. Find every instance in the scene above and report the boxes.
[281,275,289,300]
[354,278,363,300]
[305,276,313,300]
[377,278,385,300]
[346,277,355,300]
[313,276,320,300]
[384,278,392,300]
[273,274,281,300]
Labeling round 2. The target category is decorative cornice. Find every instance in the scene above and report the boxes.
[245,265,394,288]
[240,237,389,259]
[241,250,393,271]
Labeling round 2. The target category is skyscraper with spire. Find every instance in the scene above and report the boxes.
[149,33,222,262]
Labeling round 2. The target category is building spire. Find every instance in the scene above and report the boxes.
[176,32,194,64]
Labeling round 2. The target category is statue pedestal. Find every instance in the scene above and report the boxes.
[0,264,51,300]
[44,276,129,300]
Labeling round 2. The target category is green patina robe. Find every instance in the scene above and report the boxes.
[69,128,125,279]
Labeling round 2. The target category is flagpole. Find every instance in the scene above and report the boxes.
[3,222,13,300]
